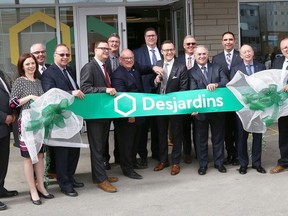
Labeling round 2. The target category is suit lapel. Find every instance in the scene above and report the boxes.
[195,65,208,86]
[143,46,151,65]
[93,59,109,86]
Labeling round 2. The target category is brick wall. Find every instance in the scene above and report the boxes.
[192,0,239,58]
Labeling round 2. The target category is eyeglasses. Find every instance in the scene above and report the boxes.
[186,42,196,46]
[108,40,120,44]
[96,47,111,52]
[32,50,46,55]
[145,34,157,38]
[121,57,134,60]
[162,49,175,53]
[55,53,71,57]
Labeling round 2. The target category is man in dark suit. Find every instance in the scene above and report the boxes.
[0,70,18,210]
[271,37,288,174]
[30,43,50,80]
[178,35,197,164]
[111,49,145,179]
[230,44,266,174]
[153,40,188,175]
[212,31,242,166]
[133,27,163,165]
[80,40,118,192]
[190,45,229,175]
[102,33,121,170]
[42,44,85,197]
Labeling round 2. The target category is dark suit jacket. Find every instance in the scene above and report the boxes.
[41,63,78,93]
[230,60,266,79]
[189,62,228,121]
[111,65,143,93]
[155,59,188,94]
[133,44,163,93]
[272,56,285,69]
[80,58,109,94]
[0,71,12,139]
[35,63,50,80]
[212,50,242,79]
[111,65,144,124]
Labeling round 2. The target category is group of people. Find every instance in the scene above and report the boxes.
[1,28,288,210]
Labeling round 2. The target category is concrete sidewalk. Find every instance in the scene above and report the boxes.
[1,123,288,216]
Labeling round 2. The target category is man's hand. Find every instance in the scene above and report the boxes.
[5,115,14,126]
[128,117,135,123]
[206,83,218,91]
[282,85,288,92]
[191,112,198,116]
[106,88,117,96]
[154,74,162,84]
[152,66,163,76]
[72,90,85,99]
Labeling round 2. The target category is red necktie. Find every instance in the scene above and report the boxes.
[103,63,111,87]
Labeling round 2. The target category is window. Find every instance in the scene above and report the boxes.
[239,1,288,67]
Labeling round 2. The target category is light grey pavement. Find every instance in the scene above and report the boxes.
[1,123,288,216]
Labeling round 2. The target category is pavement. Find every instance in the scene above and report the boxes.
[1,123,288,216]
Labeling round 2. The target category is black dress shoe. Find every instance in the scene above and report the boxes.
[37,190,55,199]
[214,165,227,173]
[124,171,143,179]
[198,167,207,175]
[73,181,84,188]
[138,158,148,168]
[104,162,111,170]
[0,190,18,198]
[30,193,42,205]
[231,157,240,166]
[252,166,266,174]
[239,166,247,174]
[223,155,232,165]
[61,189,78,197]
[0,201,7,210]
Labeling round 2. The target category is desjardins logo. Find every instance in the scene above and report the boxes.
[114,93,224,117]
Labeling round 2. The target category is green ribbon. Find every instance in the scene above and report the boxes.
[68,88,244,119]
[26,99,71,138]
[242,84,288,126]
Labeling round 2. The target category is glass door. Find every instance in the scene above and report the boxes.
[74,6,127,83]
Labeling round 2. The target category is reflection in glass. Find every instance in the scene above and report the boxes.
[240,2,288,69]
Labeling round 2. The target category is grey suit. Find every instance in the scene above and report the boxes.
[0,71,13,193]
[80,58,110,183]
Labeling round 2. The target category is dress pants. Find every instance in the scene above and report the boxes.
[0,134,10,193]
[157,115,183,165]
[114,120,142,174]
[182,115,196,156]
[102,120,120,163]
[236,116,262,167]
[86,119,109,183]
[224,112,237,157]
[138,116,159,160]
[54,145,80,192]
[278,116,288,166]
[194,114,225,168]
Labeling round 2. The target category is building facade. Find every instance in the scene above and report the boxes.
[0,0,287,83]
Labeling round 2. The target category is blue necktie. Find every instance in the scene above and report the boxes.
[201,66,208,81]
[151,49,157,65]
[226,53,231,69]
[246,65,252,76]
